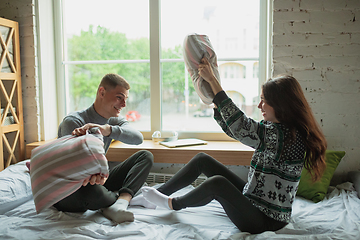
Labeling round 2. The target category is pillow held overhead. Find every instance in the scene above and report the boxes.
[296,150,345,203]
[30,130,109,213]
[183,33,220,105]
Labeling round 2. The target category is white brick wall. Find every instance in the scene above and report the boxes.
[273,0,360,183]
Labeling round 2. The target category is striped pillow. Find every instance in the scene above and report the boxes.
[30,131,109,213]
[183,33,220,105]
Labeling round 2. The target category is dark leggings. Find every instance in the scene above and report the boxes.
[54,150,153,212]
[157,152,287,234]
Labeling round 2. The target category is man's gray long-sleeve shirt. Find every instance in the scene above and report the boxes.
[58,104,143,153]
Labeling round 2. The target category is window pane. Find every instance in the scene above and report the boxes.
[161,0,261,132]
[66,63,151,131]
[161,61,220,132]
[63,0,149,61]
[63,0,150,131]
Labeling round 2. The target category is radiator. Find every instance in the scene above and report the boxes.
[146,172,206,187]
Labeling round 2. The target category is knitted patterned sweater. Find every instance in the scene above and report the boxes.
[213,91,306,223]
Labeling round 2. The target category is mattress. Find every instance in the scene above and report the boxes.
[1,161,359,240]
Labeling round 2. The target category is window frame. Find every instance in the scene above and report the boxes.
[47,0,272,141]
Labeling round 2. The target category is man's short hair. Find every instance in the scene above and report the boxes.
[99,73,130,90]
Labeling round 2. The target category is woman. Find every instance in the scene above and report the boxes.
[141,58,327,234]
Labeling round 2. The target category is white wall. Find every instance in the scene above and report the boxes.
[272,0,360,183]
[1,0,359,183]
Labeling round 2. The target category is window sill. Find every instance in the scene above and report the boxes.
[26,140,254,165]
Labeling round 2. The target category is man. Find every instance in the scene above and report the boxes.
[55,73,154,224]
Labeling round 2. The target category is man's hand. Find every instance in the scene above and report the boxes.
[82,174,107,186]
[72,123,112,137]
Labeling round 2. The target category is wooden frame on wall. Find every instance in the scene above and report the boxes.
[0,17,25,171]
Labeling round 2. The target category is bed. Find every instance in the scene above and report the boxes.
[1,160,360,240]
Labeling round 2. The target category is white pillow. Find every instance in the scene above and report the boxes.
[183,33,220,105]
[0,161,33,214]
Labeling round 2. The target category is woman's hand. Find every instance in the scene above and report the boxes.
[82,174,107,186]
[72,123,112,137]
[198,58,217,83]
[198,58,223,95]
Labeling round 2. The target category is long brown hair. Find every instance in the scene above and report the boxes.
[262,75,327,181]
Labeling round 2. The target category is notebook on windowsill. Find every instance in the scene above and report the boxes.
[159,138,208,148]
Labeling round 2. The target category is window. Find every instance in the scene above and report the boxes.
[55,0,270,140]
[61,0,151,131]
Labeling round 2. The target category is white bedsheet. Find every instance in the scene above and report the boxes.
[1,161,359,240]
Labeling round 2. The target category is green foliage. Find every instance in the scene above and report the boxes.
[161,45,195,101]
[67,25,195,111]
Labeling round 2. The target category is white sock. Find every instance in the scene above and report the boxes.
[141,186,171,210]
[101,199,134,223]
[130,194,157,209]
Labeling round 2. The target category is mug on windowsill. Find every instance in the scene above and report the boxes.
[151,131,178,143]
